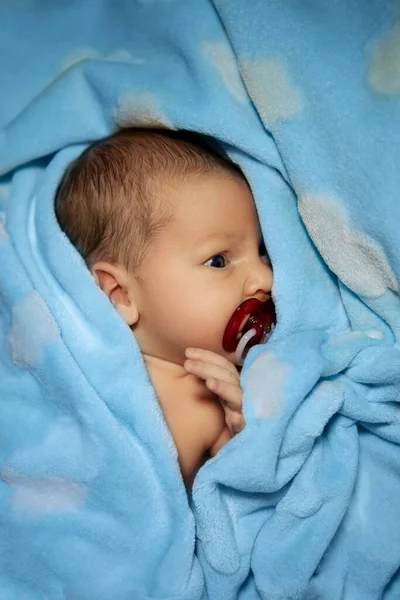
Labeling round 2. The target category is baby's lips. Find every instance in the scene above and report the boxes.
[222,297,276,354]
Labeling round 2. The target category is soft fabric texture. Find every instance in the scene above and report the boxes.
[0,1,400,598]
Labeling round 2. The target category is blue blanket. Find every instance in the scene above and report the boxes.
[1,1,400,598]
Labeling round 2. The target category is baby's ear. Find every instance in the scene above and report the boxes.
[91,261,139,326]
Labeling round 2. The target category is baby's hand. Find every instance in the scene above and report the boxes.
[184,347,245,435]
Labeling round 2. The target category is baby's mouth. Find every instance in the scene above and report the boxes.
[222,298,276,366]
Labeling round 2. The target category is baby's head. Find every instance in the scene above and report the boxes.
[56,129,240,279]
[56,129,273,366]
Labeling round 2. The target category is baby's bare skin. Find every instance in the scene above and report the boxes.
[58,131,273,490]
[92,172,273,489]
[150,372,230,488]
[144,350,243,488]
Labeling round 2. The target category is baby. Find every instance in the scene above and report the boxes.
[55,129,273,488]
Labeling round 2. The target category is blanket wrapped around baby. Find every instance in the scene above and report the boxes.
[1,1,400,598]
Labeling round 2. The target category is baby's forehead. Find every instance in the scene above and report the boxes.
[160,170,261,235]
[166,214,263,248]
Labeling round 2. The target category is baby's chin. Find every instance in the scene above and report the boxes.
[220,348,241,368]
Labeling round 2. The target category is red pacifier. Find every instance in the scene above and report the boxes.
[223,298,276,366]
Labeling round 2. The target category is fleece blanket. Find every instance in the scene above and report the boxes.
[1,1,400,598]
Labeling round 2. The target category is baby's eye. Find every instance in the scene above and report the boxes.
[204,254,227,269]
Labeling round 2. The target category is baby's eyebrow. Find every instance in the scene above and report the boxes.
[196,231,243,245]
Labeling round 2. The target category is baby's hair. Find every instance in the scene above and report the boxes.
[55,128,242,277]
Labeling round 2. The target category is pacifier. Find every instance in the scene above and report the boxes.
[222,298,276,366]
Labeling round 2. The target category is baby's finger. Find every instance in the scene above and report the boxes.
[224,408,245,434]
[185,347,239,378]
[184,359,238,386]
[206,378,243,412]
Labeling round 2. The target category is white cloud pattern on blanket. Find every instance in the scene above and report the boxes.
[2,469,86,514]
[203,40,248,103]
[9,291,60,368]
[367,11,400,95]
[115,91,175,129]
[0,215,7,240]
[245,351,290,418]
[239,57,303,124]
[299,193,399,297]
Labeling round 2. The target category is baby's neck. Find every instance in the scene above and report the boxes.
[142,352,211,401]
[142,351,224,491]
[142,353,188,382]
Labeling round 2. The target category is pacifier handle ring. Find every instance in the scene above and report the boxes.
[235,328,256,366]
[222,298,262,352]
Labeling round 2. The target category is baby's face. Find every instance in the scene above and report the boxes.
[131,172,273,366]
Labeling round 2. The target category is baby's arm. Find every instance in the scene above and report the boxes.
[209,425,232,457]
[184,348,245,435]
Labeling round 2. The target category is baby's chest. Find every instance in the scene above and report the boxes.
[157,387,226,480]
[162,388,225,447]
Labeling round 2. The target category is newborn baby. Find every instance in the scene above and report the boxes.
[55,129,273,488]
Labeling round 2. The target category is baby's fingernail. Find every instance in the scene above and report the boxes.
[186,347,197,355]
[232,420,245,434]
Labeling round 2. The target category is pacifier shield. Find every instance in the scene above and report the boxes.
[222,298,276,356]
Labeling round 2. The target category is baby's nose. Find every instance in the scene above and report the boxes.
[245,260,273,300]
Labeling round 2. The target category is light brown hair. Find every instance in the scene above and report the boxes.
[55,128,241,277]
